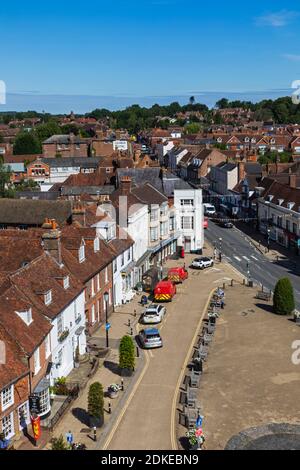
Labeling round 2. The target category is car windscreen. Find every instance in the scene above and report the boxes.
[146,334,160,339]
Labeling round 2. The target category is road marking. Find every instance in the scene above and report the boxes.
[149,350,154,358]
[170,287,216,450]
[234,256,241,262]
[251,255,258,261]
[242,256,250,261]
[102,350,151,450]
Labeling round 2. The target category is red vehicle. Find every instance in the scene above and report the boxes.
[154,280,176,302]
[203,217,208,229]
[167,267,188,284]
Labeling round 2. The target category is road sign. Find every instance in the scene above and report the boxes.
[105,323,111,331]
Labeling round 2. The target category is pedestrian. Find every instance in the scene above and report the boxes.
[221,299,225,310]
[219,252,222,263]
[213,248,217,260]
[66,430,74,448]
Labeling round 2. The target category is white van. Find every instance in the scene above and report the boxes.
[203,203,216,216]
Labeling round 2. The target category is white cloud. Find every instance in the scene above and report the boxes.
[283,54,300,62]
[256,10,299,27]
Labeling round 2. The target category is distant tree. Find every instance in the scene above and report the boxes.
[214,112,224,124]
[13,133,41,155]
[34,120,61,142]
[216,98,229,109]
[185,123,201,135]
[189,96,195,106]
[273,278,295,315]
[16,179,40,192]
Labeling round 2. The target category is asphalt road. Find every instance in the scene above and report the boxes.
[205,221,300,308]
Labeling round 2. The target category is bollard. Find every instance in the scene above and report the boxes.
[93,427,97,442]
[130,327,133,336]
[134,309,137,318]
[223,283,226,290]
[121,379,124,391]
[231,279,234,287]
[136,346,140,358]
[108,403,112,415]
[128,319,131,327]
[243,279,245,285]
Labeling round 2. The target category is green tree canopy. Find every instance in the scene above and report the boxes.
[13,132,41,155]
[273,277,295,315]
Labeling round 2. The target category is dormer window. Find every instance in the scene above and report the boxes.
[44,290,52,306]
[277,199,284,206]
[268,195,274,202]
[94,237,100,253]
[79,244,85,263]
[245,137,250,143]
[63,276,70,290]
[16,308,33,326]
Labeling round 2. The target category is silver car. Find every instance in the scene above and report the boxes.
[192,257,214,270]
[139,328,163,349]
[141,304,166,324]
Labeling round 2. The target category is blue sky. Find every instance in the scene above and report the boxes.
[1,0,300,111]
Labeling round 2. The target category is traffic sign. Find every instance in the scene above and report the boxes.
[105,323,111,331]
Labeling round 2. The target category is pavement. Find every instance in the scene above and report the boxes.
[177,283,300,450]
[205,220,300,308]
[103,250,243,450]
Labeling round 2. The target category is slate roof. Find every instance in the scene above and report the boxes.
[0,199,72,226]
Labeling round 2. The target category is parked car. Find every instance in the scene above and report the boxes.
[154,280,176,302]
[218,220,233,228]
[139,328,163,349]
[203,203,216,216]
[141,304,166,324]
[192,257,214,270]
[167,267,188,284]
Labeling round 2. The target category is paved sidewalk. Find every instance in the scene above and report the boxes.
[177,283,300,450]
[235,221,300,265]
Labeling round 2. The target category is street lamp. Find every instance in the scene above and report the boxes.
[104,291,109,348]
[267,229,271,253]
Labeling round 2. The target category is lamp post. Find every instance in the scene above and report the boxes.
[267,228,271,253]
[104,291,109,348]
[219,237,223,262]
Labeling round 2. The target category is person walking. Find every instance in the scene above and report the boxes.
[66,430,74,448]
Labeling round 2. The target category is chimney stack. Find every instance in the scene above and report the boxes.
[238,161,246,181]
[42,221,62,265]
[119,176,132,195]
[72,203,86,227]
[290,174,297,189]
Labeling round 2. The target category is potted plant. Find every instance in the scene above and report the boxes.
[74,345,80,368]
[108,383,120,399]
[186,428,205,451]
[119,335,135,377]
[50,435,70,451]
[88,382,104,428]
[186,429,198,450]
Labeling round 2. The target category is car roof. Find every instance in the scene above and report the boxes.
[144,328,160,335]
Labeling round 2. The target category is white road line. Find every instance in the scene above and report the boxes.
[234,256,241,262]
[251,255,258,261]
[243,256,250,261]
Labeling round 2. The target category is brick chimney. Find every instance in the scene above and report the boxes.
[42,221,62,265]
[290,174,297,189]
[238,161,246,181]
[119,176,132,195]
[72,203,86,226]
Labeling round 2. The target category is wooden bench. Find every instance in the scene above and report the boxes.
[256,291,271,301]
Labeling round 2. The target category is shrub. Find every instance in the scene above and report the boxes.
[273,277,295,315]
[51,435,69,450]
[87,382,104,419]
[119,335,135,371]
